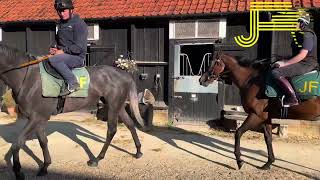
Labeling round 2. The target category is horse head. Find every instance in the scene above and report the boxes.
[199,53,225,87]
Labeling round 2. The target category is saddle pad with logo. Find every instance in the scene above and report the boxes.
[39,62,90,97]
[265,70,320,99]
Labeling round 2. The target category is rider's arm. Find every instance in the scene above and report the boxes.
[284,49,308,66]
[282,32,313,67]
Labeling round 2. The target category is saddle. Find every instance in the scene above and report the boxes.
[42,60,85,80]
[42,60,63,79]
[266,70,320,101]
[39,61,90,98]
[265,70,320,118]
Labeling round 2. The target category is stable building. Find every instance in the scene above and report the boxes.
[0,0,319,125]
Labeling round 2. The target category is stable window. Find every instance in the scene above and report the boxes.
[55,24,100,41]
[87,24,99,41]
[169,19,226,39]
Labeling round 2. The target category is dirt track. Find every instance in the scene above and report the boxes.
[0,112,319,180]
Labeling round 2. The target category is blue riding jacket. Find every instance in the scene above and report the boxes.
[54,14,88,59]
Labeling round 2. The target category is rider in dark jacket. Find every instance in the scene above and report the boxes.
[271,12,318,107]
[49,0,88,96]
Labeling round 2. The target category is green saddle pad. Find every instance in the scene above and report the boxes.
[266,70,320,99]
[39,62,90,97]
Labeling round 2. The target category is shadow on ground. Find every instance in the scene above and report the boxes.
[146,125,320,179]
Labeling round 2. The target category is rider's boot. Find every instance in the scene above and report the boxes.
[276,76,299,107]
[60,82,80,96]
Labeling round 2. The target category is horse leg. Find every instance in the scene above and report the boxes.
[12,118,38,180]
[235,113,264,170]
[87,109,119,167]
[119,108,143,158]
[35,121,51,176]
[260,123,275,170]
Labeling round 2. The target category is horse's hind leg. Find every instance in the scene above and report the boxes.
[260,123,275,170]
[11,117,39,180]
[87,108,119,167]
[235,113,264,170]
[119,108,142,158]
[35,121,51,176]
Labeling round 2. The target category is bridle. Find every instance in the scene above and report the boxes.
[207,56,226,81]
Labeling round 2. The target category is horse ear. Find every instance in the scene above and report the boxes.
[210,59,215,67]
[215,49,222,60]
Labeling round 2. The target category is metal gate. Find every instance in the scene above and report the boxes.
[172,44,222,122]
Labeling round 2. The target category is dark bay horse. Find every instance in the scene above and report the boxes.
[0,44,147,179]
[199,53,320,170]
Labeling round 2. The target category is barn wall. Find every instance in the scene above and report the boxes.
[222,14,272,106]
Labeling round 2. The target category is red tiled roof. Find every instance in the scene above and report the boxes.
[0,0,318,23]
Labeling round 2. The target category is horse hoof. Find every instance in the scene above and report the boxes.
[259,163,271,170]
[37,169,48,176]
[135,152,143,159]
[87,160,98,167]
[15,172,25,180]
[141,126,151,132]
[237,160,244,170]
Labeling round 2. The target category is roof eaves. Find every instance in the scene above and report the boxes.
[0,19,57,25]
[84,11,249,21]
[0,10,250,24]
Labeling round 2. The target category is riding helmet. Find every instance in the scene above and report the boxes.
[298,12,310,26]
[54,0,74,10]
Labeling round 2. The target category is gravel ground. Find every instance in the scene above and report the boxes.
[0,112,318,180]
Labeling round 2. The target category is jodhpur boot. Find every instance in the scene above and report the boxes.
[60,82,80,96]
[276,76,299,107]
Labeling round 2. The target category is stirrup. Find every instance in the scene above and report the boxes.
[281,95,298,107]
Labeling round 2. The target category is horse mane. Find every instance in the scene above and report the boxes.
[232,55,271,73]
[236,56,254,67]
[0,44,33,61]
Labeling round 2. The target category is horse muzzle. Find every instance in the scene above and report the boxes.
[199,81,209,87]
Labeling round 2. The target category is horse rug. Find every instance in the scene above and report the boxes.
[39,61,90,97]
[266,70,320,100]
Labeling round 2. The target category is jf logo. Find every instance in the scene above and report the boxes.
[234,2,306,47]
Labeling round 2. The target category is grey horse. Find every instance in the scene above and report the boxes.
[0,44,146,179]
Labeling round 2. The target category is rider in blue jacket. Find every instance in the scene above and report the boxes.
[49,0,88,96]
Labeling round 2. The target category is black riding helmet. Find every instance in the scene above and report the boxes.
[54,0,74,11]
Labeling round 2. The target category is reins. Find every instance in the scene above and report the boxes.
[0,56,49,75]
[0,55,50,101]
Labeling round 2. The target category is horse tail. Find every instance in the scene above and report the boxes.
[128,81,146,129]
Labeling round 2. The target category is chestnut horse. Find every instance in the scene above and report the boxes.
[199,53,320,170]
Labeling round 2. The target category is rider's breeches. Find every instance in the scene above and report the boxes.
[49,54,84,85]
[271,60,318,79]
